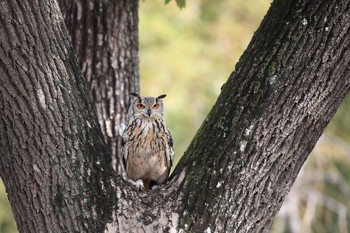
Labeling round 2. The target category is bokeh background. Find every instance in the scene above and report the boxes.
[1,1,349,232]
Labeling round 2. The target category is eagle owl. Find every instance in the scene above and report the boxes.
[122,92,174,191]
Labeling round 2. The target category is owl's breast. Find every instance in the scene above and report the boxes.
[135,119,165,138]
[123,117,172,183]
[125,119,167,152]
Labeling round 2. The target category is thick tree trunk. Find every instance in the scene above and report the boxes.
[57,0,139,174]
[0,1,117,232]
[0,0,349,233]
[170,0,350,231]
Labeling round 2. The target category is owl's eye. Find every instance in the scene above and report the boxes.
[153,103,159,109]
[137,104,145,109]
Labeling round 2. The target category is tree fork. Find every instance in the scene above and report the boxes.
[0,0,350,232]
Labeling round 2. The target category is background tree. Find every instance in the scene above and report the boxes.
[0,0,350,233]
[57,0,139,173]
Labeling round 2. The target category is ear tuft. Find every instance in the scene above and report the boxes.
[156,94,167,100]
[130,92,141,100]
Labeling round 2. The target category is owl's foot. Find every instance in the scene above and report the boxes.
[134,179,144,191]
[124,177,144,191]
[150,184,160,190]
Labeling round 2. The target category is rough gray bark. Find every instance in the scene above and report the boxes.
[0,1,116,232]
[170,0,350,231]
[57,0,140,174]
[0,0,349,232]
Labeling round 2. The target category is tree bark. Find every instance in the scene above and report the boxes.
[170,0,350,231]
[0,0,349,232]
[57,0,140,174]
[0,0,117,232]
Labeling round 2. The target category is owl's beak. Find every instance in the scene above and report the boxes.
[147,108,152,117]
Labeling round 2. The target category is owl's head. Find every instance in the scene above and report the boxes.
[129,92,166,119]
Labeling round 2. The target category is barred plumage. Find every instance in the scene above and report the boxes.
[122,92,174,191]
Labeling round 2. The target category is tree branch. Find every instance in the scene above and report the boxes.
[170,0,350,231]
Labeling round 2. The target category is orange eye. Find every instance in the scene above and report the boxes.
[137,104,145,109]
[153,103,159,109]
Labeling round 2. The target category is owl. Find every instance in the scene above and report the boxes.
[122,92,174,191]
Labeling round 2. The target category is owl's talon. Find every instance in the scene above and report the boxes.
[124,178,144,191]
[150,184,161,190]
[135,179,144,191]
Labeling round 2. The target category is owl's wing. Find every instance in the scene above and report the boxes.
[166,130,174,168]
[121,127,129,171]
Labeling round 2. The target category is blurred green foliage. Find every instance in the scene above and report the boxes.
[0,179,16,233]
[139,0,270,165]
[327,97,350,144]
[1,1,349,232]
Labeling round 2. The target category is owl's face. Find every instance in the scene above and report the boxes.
[129,93,166,119]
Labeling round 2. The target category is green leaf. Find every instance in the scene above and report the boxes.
[175,0,186,8]
[164,0,186,9]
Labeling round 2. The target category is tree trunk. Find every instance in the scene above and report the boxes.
[0,0,349,232]
[0,1,118,232]
[170,0,350,231]
[57,0,140,174]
